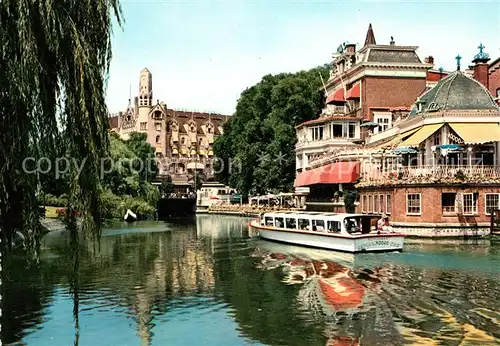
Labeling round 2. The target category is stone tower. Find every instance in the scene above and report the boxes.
[137,68,153,134]
[139,68,153,107]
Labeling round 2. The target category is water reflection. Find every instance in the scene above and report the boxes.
[251,240,500,345]
[2,218,500,346]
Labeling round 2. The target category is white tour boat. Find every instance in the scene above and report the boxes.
[248,211,405,253]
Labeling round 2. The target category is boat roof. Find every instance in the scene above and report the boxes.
[262,211,379,219]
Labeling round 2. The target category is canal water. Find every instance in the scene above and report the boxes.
[3,215,500,345]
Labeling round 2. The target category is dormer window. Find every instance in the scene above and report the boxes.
[190,125,196,132]
[208,127,212,134]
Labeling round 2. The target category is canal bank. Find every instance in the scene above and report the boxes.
[200,206,495,238]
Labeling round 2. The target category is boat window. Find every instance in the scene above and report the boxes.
[312,219,325,231]
[285,218,297,229]
[298,218,310,230]
[274,217,284,228]
[265,217,274,226]
[344,218,360,234]
[327,221,341,233]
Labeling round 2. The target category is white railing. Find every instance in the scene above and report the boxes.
[361,165,500,182]
[296,137,359,150]
[308,148,383,168]
[365,126,398,144]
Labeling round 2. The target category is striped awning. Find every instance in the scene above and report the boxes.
[448,123,500,144]
[398,124,444,147]
[375,127,421,149]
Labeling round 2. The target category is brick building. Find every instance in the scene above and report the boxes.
[488,56,500,103]
[324,24,433,133]
[108,68,230,190]
[304,43,500,237]
[294,24,448,210]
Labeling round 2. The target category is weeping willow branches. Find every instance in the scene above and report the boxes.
[0,0,122,259]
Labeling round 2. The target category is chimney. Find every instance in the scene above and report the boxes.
[472,43,490,89]
[345,43,356,54]
[424,56,434,65]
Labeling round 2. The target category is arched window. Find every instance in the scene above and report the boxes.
[166,122,170,132]
[208,127,212,134]
[156,135,160,143]
[181,137,185,144]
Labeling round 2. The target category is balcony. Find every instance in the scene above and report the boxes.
[296,136,359,151]
[308,148,374,168]
[358,165,500,187]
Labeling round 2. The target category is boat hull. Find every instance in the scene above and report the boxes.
[124,215,136,223]
[250,221,404,253]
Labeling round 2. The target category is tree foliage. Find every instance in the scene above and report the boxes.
[100,133,159,219]
[343,190,358,214]
[0,0,122,257]
[160,175,174,197]
[214,65,330,196]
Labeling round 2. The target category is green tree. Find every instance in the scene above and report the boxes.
[344,190,358,214]
[214,64,330,196]
[160,176,174,197]
[102,134,159,204]
[0,0,122,256]
[125,132,158,182]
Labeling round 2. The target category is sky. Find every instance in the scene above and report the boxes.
[106,0,500,115]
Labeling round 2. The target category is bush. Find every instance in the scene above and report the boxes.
[100,189,124,219]
[122,196,156,219]
[40,193,68,207]
[100,189,156,220]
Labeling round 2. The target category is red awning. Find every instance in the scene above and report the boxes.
[294,162,360,187]
[326,88,345,104]
[346,83,360,99]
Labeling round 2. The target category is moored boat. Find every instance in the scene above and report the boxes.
[248,211,405,253]
[124,209,137,223]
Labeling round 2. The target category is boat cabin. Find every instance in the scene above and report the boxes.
[260,212,380,235]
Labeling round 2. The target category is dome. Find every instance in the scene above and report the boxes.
[410,71,498,116]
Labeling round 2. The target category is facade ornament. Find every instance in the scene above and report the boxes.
[455,54,462,71]
[473,43,490,63]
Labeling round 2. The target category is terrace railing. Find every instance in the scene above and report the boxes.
[360,165,500,185]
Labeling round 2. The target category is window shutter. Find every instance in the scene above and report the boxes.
[456,192,463,215]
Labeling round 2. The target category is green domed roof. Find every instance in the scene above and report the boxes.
[409,71,498,116]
